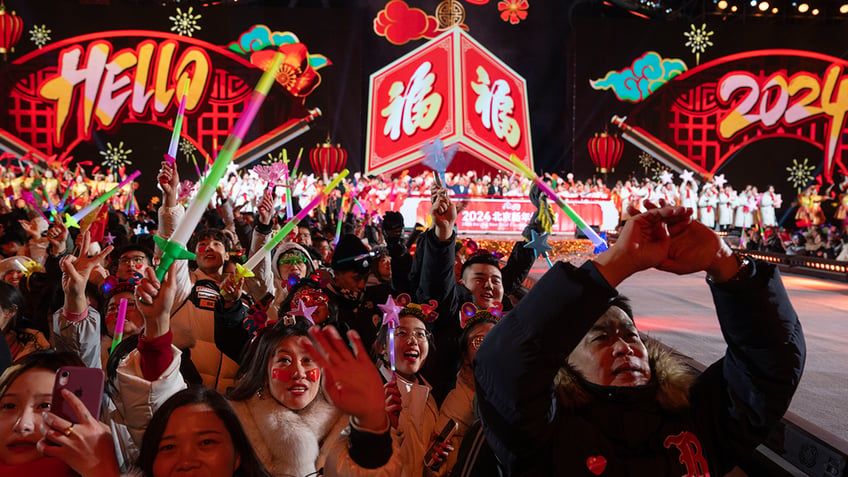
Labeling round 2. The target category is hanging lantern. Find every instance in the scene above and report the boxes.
[587,131,623,174]
[309,136,347,180]
[0,2,23,60]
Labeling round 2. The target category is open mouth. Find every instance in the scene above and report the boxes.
[403,350,420,361]
[288,384,309,395]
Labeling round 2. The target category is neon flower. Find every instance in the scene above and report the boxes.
[498,0,529,25]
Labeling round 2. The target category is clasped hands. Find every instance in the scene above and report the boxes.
[594,200,738,288]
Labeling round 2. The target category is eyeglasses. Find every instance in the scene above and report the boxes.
[395,327,430,342]
[119,256,148,265]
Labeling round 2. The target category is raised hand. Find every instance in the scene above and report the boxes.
[593,202,691,288]
[38,388,121,477]
[430,185,456,241]
[299,326,389,431]
[219,275,245,308]
[257,191,274,226]
[134,265,178,339]
[158,161,179,207]
[61,231,113,312]
[46,218,69,255]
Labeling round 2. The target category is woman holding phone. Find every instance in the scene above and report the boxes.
[0,350,118,477]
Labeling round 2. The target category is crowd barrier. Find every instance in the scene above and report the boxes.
[736,249,848,282]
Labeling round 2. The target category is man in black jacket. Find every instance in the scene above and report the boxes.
[475,202,805,476]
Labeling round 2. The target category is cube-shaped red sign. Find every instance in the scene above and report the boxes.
[366,28,533,176]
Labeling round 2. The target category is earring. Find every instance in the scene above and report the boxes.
[257,387,264,400]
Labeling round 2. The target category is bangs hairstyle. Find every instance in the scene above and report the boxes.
[460,251,502,279]
[372,312,434,362]
[138,387,272,477]
[188,228,233,253]
[227,317,313,402]
[605,295,634,322]
[0,281,23,332]
[0,350,85,398]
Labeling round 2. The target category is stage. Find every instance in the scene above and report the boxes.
[525,258,848,447]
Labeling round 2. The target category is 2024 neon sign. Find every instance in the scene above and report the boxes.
[717,64,848,178]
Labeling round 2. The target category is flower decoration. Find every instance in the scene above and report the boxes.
[178,180,196,202]
[253,162,289,188]
[228,25,331,98]
[498,0,529,25]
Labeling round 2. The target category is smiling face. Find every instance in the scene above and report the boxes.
[387,316,430,381]
[567,306,651,387]
[266,336,320,411]
[0,368,53,465]
[461,263,503,310]
[116,251,150,281]
[194,236,228,275]
[151,403,240,477]
[3,270,21,288]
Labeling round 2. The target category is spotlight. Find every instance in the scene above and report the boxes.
[841,4,848,13]
[718,0,728,9]
[798,2,809,12]
[812,7,819,14]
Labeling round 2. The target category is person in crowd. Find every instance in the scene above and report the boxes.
[156,161,250,391]
[0,349,105,476]
[109,244,153,282]
[123,264,399,476]
[414,185,535,404]
[437,302,500,475]
[698,182,717,229]
[475,201,805,475]
[374,295,452,476]
[1,280,50,360]
[136,387,273,477]
[785,232,807,255]
[759,185,779,228]
[266,240,316,324]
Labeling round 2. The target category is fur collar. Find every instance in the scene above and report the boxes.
[555,338,695,413]
[230,392,342,477]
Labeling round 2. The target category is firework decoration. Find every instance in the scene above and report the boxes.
[169,7,202,37]
[252,161,289,188]
[100,141,133,172]
[29,24,50,49]
[786,157,816,191]
[684,23,714,66]
[178,180,196,203]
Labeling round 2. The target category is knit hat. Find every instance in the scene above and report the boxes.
[331,234,373,274]
[271,242,316,282]
[0,256,34,277]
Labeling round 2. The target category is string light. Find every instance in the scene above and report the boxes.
[717,0,728,9]
[798,3,809,13]
[758,1,769,11]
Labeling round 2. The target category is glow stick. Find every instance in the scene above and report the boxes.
[154,52,285,281]
[165,78,191,164]
[65,170,141,228]
[388,324,396,373]
[57,180,73,212]
[508,154,608,251]
[334,196,347,246]
[109,298,128,353]
[282,150,293,219]
[239,170,349,277]
[291,147,303,177]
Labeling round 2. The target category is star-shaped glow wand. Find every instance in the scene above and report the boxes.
[421,139,458,188]
[524,229,554,268]
[378,295,403,374]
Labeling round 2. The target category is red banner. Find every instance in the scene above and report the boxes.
[407,197,617,235]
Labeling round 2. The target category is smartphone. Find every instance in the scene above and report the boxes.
[423,418,458,471]
[51,366,104,423]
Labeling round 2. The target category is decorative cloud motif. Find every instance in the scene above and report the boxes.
[374,0,440,46]
[590,51,687,103]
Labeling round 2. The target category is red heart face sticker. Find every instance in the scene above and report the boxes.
[586,456,607,475]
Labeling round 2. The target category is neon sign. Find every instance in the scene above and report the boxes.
[40,39,210,145]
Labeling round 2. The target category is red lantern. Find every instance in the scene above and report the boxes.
[587,131,623,174]
[309,136,347,180]
[0,2,23,60]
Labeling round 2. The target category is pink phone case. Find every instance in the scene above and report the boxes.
[51,366,104,423]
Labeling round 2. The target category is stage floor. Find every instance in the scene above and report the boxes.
[526,260,848,446]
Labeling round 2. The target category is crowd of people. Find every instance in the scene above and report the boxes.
[0,157,808,476]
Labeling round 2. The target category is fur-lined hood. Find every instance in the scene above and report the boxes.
[555,338,696,413]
